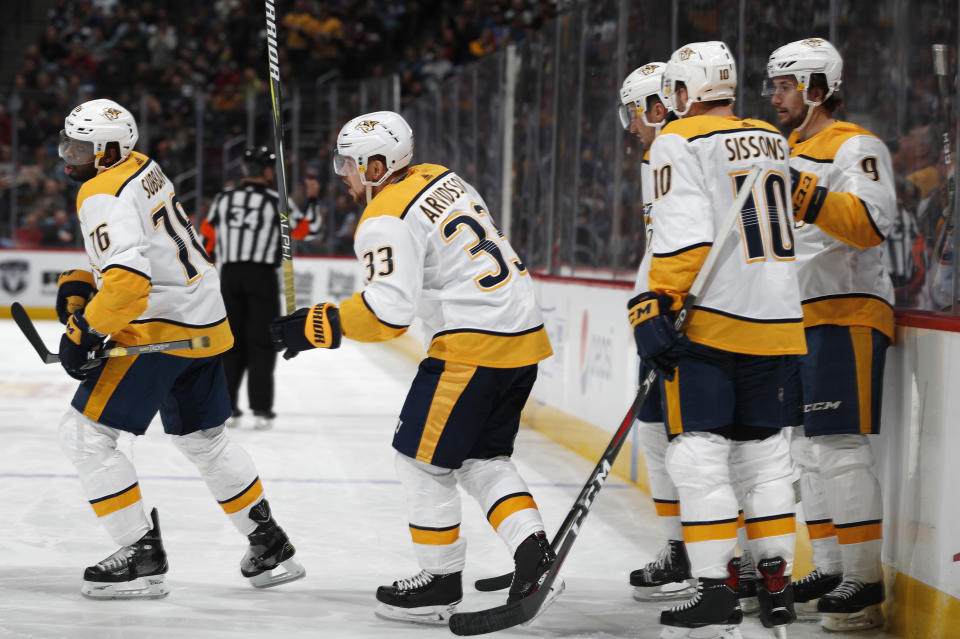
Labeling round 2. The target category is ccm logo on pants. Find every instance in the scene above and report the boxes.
[804,401,842,412]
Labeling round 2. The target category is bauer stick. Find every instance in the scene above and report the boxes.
[263,0,296,315]
[452,165,763,634]
[11,302,210,365]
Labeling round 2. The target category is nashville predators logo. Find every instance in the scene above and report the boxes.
[678,47,694,61]
[355,120,379,133]
[802,38,825,48]
[639,64,659,75]
[102,108,122,121]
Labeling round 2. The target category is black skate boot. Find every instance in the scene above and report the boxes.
[240,499,305,588]
[733,553,759,614]
[756,557,795,638]
[817,579,884,631]
[375,569,463,624]
[508,531,559,604]
[81,508,169,599]
[792,567,842,617]
[630,539,696,601]
[659,563,743,639]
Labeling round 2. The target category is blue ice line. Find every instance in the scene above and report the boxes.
[0,472,629,489]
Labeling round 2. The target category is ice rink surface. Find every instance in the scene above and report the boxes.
[0,319,894,639]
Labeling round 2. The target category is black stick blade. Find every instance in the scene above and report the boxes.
[10,302,59,364]
[474,572,512,592]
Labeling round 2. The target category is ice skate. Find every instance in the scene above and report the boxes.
[733,552,759,614]
[508,530,565,623]
[81,507,169,600]
[240,500,305,588]
[631,539,696,601]
[375,569,462,624]
[253,410,275,430]
[792,568,842,618]
[755,557,795,638]
[658,567,743,639]
[817,579,884,631]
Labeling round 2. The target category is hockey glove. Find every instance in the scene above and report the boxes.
[627,291,686,381]
[270,302,342,359]
[56,269,97,325]
[60,311,106,381]
[790,167,828,224]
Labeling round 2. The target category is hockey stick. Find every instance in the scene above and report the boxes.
[264,0,296,316]
[10,302,210,365]
[450,166,763,635]
[933,44,960,312]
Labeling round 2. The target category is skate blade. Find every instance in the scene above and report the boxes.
[739,595,759,615]
[659,624,743,639]
[793,599,821,620]
[634,579,697,602]
[248,557,306,588]
[374,601,459,625]
[81,575,170,600]
[821,604,884,632]
[519,577,566,627]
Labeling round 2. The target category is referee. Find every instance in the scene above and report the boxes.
[201,146,321,429]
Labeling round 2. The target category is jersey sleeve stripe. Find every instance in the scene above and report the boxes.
[432,324,545,339]
[815,193,885,248]
[652,241,713,259]
[84,267,152,335]
[399,169,453,219]
[102,263,151,282]
[338,291,409,342]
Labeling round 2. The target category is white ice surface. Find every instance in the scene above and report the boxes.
[0,319,894,639]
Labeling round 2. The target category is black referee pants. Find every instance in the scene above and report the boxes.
[220,262,280,414]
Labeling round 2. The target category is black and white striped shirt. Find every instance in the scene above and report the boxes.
[204,182,321,265]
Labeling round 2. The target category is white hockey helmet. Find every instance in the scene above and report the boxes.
[59,99,138,169]
[764,38,843,107]
[618,62,671,130]
[664,41,737,117]
[333,111,414,188]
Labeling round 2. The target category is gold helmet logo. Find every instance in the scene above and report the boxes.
[802,38,825,48]
[102,108,122,121]
[640,64,659,75]
[355,120,379,133]
[678,47,694,61]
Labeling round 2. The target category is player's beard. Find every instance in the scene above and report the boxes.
[65,162,98,183]
[781,105,809,132]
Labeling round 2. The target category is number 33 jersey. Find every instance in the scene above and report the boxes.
[75,151,232,356]
[648,115,806,356]
[339,163,552,368]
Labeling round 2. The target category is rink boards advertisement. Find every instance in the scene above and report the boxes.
[2,250,959,632]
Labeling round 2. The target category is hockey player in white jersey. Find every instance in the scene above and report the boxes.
[632,42,806,639]
[271,111,556,624]
[54,99,304,599]
[619,61,696,602]
[765,38,895,632]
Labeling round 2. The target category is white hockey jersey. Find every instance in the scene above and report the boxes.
[338,163,552,368]
[632,151,655,295]
[648,115,806,356]
[76,151,232,357]
[788,122,896,339]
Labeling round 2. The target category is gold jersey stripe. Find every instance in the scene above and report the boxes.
[488,494,539,531]
[84,267,151,336]
[665,372,683,435]
[83,354,140,422]
[815,192,884,249]
[682,519,739,543]
[415,362,477,463]
[90,483,142,518]
[111,317,233,358]
[801,296,895,341]
[851,326,875,434]
[654,500,680,517]
[686,309,807,355]
[340,292,408,343]
[836,521,883,545]
[649,245,711,311]
[77,152,151,210]
[409,524,460,545]
[219,478,264,514]
[788,121,877,162]
[662,115,781,141]
[806,520,838,540]
[357,163,452,228]
[737,511,745,528]
[744,515,797,540]
[427,327,552,368]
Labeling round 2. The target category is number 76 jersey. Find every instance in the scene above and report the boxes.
[75,151,232,357]
[648,115,806,356]
[338,163,552,368]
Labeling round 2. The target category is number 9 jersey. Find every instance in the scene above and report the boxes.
[338,163,552,367]
[76,151,232,357]
[648,116,806,356]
